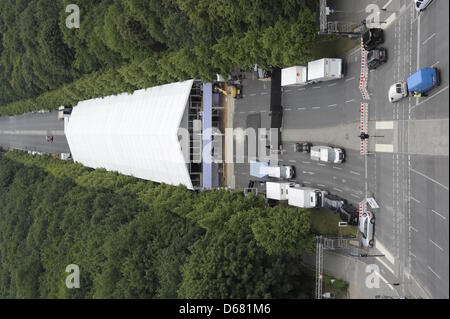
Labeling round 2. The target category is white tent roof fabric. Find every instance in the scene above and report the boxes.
[65,79,195,190]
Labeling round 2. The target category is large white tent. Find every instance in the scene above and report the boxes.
[65,79,195,189]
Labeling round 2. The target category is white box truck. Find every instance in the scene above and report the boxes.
[281,66,308,86]
[250,161,295,179]
[266,181,292,201]
[310,145,345,163]
[307,58,343,83]
[288,186,328,208]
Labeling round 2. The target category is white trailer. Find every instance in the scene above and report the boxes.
[288,186,328,208]
[307,58,343,83]
[310,145,345,164]
[281,66,308,87]
[266,181,292,201]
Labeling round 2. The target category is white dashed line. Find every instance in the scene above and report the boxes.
[422,32,436,46]
[298,88,306,91]
[427,266,441,279]
[239,112,246,114]
[431,61,439,67]
[332,166,342,170]
[410,167,449,191]
[410,225,418,233]
[429,240,444,252]
[250,93,256,97]
[312,106,321,110]
[345,99,355,103]
[410,196,421,204]
[317,163,326,166]
[345,76,355,82]
[313,86,321,89]
[333,188,343,192]
[317,184,326,187]
[260,92,268,95]
[328,104,337,107]
[410,252,417,258]
[431,209,446,220]
[284,89,292,92]
[297,107,306,110]
[260,110,266,113]
[285,108,292,111]
[350,170,361,176]
[327,83,337,87]
[302,161,311,164]
[288,160,296,163]
[303,181,311,184]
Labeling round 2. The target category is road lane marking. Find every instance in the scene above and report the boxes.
[260,92,268,95]
[375,144,394,152]
[302,161,311,164]
[376,257,395,275]
[333,188,343,192]
[410,85,450,111]
[297,107,305,110]
[312,106,321,109]
[313,86,321,89]
[431,209,446,220]
[374,272,395,291]
[350,170,361,176]
[260,110,266,113]
[303,181,311,184]
[345,76,355,82]
[298,88,306,91]
[429,240,444,252]
[333,166,342,170]
[317,184,326,187]
[410,167,449,191]
[430,61,439,67]
[317,163,326,166]
[409,196,421,204]
[410,225,418,232]
[284,89,292,92]
[327,83,337,87]
[328,104,337,107]
[422,32,436,46]
[410,252,417,258]
[345,99,355,103]
[288,160,296,163]
[285,108,292,111]
[376,241,395,265]
[427,266,441,279]
[382,0,393,9]
[0,130,65,135]
[375,121,394,129]
[250,93,256,97]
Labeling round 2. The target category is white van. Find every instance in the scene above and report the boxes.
[388,81,408,103]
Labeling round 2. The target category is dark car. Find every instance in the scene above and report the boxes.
[339,204,359,225]
[323,194,347,211]
[295,142,312,153]
[367,47,387,70]
[363,28,384,51]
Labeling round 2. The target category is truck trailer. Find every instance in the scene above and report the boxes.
[288,186,328,208]
[250,160,295,179]
[310,146,345,164]
[281,58,343,87]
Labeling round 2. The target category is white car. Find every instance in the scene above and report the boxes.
[359,211,375,247]
[388,81,408,103]
[413,0,433,12]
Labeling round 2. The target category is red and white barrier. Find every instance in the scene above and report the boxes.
[359,37,370,100]
[360,103,369,155]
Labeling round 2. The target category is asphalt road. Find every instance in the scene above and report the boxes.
[0,111,70,154]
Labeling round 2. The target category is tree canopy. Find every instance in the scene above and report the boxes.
[0,150,315,298]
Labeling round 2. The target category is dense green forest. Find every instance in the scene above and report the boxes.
[0,150,315,298]
[0,0,318,116]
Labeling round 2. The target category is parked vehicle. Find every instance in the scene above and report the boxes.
[360,211,375,247]
[389,67,440,102]
[414,0,433,12]
[288,186,328,208]
[323,194,347,211]
[339,204,359,225]
[281,58,343,87]
[407,67,440,94]
[367,47,387,70]
[265,182,328,208]
[249,160,295,179]
[388,81,408,103]
[310,145,345,163]
[281,66,308,86]
[363,28,384,51]
[58,105,72,120]
[294,142,312,153]
[307,58,344,83]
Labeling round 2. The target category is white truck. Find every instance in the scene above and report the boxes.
[250,160,295,179]
[310,145,345,163]
[265,182,328,208]
[288,186,328,208]
[281,58,343,87]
